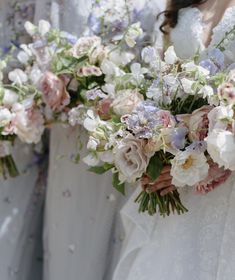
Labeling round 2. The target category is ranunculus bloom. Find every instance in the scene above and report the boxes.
[112,89,143,116]
[206,129,235,170]
[39,71,70,111]
[113,135,150,183]
[171,150,209,187]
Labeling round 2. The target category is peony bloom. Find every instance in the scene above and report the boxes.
[113,135,150,183]
[206,129,235,170]
[8,103,44,144]
[39,71,70,111]
[111,89,143,116]
[171,150,209,187]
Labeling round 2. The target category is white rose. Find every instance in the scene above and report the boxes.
[164,46,178,64]
[171,150,209,187]
[206,129,235,170]
[112,89,143,116]
[0,108,12,127]
[3,90,18,106]
[8,69,28,85]
[113,135,150,183]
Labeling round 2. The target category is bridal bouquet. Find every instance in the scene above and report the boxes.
[2,19,235,217]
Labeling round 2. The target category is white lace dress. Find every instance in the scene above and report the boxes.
[112,6,235,280]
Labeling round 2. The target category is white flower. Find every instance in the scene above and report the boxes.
[112,89,143,116]
[182,62,210,77]
[98,150,114,163]
[130,63,148,85]
[13,104,44,144]
[124,22,143,47]
[180,78,195,94]
[100,59,124,79]
[83,110,105,132]
[0,108,12,127]
[87,136,100,150]
[206,129,235,170]
[198,85,214,99]
[24,21,37,36]
[113,135,150,183]
[3,90,18,106]
[141,46,158,64]
[109,49,134,66]
[208,105,233,132]
[171,150,209,187]
[8,69,28,85]
[29,66,43,85]
[83,153,100,166]
[17,51,30,64]
[38,20,51,36]
[68,105,87,126]
[164,46,178,64]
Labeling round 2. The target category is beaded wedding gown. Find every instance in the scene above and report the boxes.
[39,1,166,280]
[112,6,235,280]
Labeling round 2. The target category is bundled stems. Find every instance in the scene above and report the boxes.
[0,155,19,179]
[135,189,188,217]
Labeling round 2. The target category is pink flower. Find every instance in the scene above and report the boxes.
[39,71,70,111]
[182,106,212,141]
[194,161,232,194]
[97,98,113,120]
[77,66,102,77]
[5,103,44,144]
[157,110,176,128]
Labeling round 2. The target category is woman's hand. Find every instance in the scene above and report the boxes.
[141,166,176,196]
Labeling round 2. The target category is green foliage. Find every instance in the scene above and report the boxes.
[112,173,125,195]
[146,154,163,182]
[88,163,113,174]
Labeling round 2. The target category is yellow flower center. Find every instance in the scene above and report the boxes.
[182,156,194,170]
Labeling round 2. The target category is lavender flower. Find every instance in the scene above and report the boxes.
[121,101,175,139]
[170,127,188,150]
[86,89,106,101]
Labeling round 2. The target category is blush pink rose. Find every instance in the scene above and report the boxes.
[39,71,70,111]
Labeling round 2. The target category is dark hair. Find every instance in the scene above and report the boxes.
[159,0,207,33]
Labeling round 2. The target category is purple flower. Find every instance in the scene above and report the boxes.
[200,48,225,75]
[121,101,175,139]
[170,127,188,150]
[86,89,106,101]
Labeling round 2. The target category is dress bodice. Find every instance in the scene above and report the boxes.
[170,6,235,62]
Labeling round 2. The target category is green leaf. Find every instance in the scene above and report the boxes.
[112,173,125,195]
[88,164,113,174]
[146,154,163,182]
[74,153,80,164]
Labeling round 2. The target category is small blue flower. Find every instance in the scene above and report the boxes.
[170,127,188,150]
